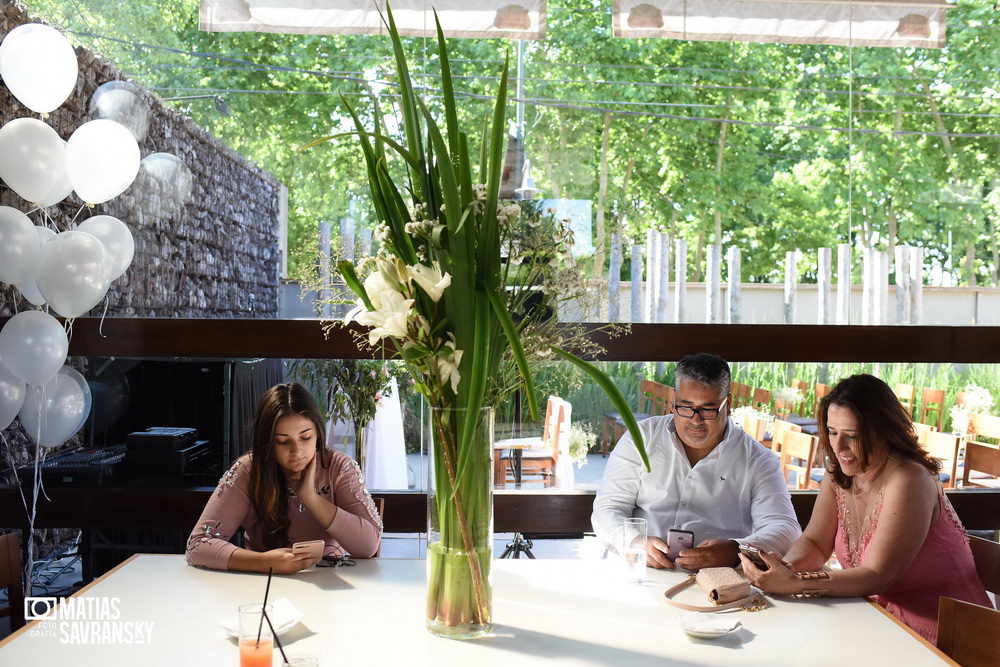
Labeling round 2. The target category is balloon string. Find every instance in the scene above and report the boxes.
[65,318,74,345]
[98,299,110,338]
[69,204,88,227]
[0,432,29,518]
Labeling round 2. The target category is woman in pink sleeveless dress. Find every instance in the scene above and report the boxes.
[741,374,992,644]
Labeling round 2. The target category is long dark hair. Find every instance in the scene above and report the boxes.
[248,382,328,549]
[818,374,939,490]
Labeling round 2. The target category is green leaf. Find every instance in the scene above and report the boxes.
[550,347,650,472]
[486,289,539,421]
[338,260,373,311]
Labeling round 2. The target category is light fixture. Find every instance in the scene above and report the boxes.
[514,157,540,199]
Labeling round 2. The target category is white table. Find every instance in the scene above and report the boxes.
[0,555,951,666]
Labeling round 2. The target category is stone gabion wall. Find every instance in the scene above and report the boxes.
[0,4,283,562]
[0,2,282,319]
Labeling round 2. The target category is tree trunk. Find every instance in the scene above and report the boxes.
[714,114,729,250]
[965,242,977,287]
[694,229,705,282]
[593,112,612,280]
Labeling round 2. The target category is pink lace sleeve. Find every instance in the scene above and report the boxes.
[185,457,252,570]
[326,453,383,558]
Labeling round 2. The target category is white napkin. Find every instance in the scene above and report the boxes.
[678,612,741,635]
[221,597,304,638]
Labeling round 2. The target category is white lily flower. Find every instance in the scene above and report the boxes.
[437,345,463,393]
[343,266,414,345]
[407,262,452,302]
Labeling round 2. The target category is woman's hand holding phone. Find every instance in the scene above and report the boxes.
[266,547,320,574]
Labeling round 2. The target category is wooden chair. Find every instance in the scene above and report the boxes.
[813,383,831,421]
[500,396,570,488]
[964,414,1000,489]
[601,380,669,455]
[969,535,1000,595]
[730,382,751,408]
[751,388,772,412]
[790,379,808,415]
[768,419,802,453]
[920,430,960,488]
[911,421,937,446]
[920,387,946,431]
[0,531,25,632]
[779,430,819,489]
[773,397,793,420]
[936,597,1000,666]
[894,383,916,419]
[496,395,557,485]
[739,413,767,444]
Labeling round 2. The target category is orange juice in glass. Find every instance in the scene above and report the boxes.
[238,603,273,667]
[239,638,273,667]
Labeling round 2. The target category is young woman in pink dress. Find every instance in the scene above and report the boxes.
[186,382,382,573]
[741,374,991,644]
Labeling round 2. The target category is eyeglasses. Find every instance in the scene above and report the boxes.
[673,395,729,420]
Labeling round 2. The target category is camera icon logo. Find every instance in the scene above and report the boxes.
[24,597,59,621]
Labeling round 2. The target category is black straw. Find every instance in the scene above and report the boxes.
[263,610,289,664]
[256,567,274,647]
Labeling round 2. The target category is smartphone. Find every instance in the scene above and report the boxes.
[739,544,769,571]
[292,539,324,561]
[665,529,694,560]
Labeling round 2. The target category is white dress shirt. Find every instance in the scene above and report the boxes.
[592,415,801,556]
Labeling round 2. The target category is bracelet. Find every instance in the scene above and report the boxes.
[792,570,831,598]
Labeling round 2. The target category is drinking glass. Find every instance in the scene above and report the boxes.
[622,517,648,584]
[238,603,273,667]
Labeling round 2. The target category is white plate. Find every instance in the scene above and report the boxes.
[677,612,741,639]
[221,597,304,638]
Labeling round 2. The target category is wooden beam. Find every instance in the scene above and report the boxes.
[1,317,998,362]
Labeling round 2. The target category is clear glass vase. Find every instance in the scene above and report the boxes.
[425,406,494,639]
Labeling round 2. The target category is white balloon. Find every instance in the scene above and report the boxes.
[65,120,140,205]
[0,23,78,114]
[14,225,57,306]
[0,118,67,204]
[0,310,68,387]
[132,152,194,223]
[76,215,134,280]
[0,360,26,431]
[37,141,74,207]
[18,366,91,448]
[89,80,149,142]
[0,205,40,284]
[36,230,112,319]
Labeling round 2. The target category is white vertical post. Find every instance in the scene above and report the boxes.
[878,250,890,325]
[705,244,721,323]
[862,247,873,325]
[783,250,799,324]
[278,184,289,279]
[644,229,657,322]
[817,247,832,325]
[657,232,670,323]
[359,228,373,258]
[319,221,333,318]
[726,246,741,324]
[674,239,687,323]
[608,231,622,322]
[909,246,923,325]
[630,243,643,323]
[894,245,911,325]
[837,243,852,325]
[340,216,355,263]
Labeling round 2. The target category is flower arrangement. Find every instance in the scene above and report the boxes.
[314,7,648,638]
[949,383,994,434]
[567,424,597,468]
[731,405,775,438]
[774,386,803,405]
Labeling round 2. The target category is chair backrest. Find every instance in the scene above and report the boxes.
[963,442,1000,487]
[730,382,751,408]
[894,383,916,417]
[936,597,1000,666]
[0,531,25,631]
[644,381,673,416]
[550,399,572,463]
[910,421,937,445]
[969,535,1000,595]
[920,431,960,488]
[770,419,802,453]
[920,387,946,430]
[739,414,767,443]
[779,431,818,489]
[969,413,1000,443]
[752,388,772,411]
[813,383,831,421]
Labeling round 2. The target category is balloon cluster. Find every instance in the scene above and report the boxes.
[0,23,179,449]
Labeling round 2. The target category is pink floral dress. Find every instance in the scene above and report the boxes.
[834,482,992,643]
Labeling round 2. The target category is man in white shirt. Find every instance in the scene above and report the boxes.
[592,353,800,570]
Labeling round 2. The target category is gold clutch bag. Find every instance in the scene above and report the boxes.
[664,567,767,612]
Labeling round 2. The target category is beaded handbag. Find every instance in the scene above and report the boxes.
[664,567,768,612]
